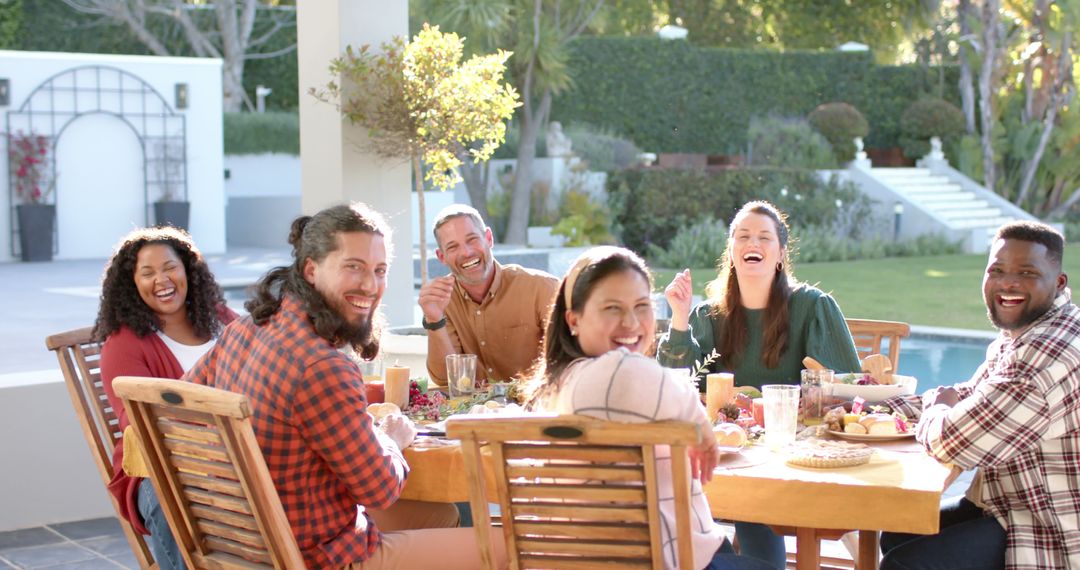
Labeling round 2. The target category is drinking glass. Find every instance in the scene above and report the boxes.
[800,369,832,425]
[762,384,799,450]
[358,357,383,383]
[358,358,384,404]
[446,354,478,398]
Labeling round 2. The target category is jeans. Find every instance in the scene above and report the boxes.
[454,501,474,528]
[734,521,787,569]
[706,538,780,570]
[137,479,187,570]
[880,496,1006,570]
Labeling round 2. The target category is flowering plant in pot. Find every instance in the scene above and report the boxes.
[8,130,56,261]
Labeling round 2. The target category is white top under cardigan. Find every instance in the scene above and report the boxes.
[541,348,727,570]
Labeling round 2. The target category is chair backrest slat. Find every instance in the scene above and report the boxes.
[114,376,306,570]
[447,414,700,570]
[45,327,154,568]
[846,318,911,372]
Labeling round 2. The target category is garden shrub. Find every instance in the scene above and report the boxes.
[647,217,727,269]
[552,190,614,246]
[748,116,835,169]
[792,225,962,264]
[224,112,299,155]
[808,102,869,163]
[607,168,874,253]
[899,97,966,159]
[563,123,643,172]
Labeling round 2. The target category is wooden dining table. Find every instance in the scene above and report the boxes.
[402,435,954,570]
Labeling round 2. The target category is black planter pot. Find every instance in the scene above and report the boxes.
[154,201,190,231]
[16,204,56,262]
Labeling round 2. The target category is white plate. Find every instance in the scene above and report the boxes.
[824,374,917,403]
[715,445,744,455]
[827,430,915,442]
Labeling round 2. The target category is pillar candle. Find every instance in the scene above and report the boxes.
[705,373,735,423]
[385,364,410,409]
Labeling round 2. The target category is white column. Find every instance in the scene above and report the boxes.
[297,0,414,327]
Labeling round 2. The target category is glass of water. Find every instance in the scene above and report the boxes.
[762,384,800,450]
[446,354,478,398]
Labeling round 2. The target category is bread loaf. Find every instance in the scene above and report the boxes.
[844,422,868,434]
[859,413,897,435]
[367,402,401,421]
[713,423,748,447]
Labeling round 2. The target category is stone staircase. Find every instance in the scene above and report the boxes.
[847,163,1038,253]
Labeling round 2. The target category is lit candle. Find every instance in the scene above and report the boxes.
[706,373,735,423]
[385,363,410,409]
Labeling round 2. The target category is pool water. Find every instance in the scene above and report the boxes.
[898,335,991,392]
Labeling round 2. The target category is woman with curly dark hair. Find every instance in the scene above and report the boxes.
[94,226,237,570]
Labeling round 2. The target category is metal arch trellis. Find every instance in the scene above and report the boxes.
[5,65,188,257]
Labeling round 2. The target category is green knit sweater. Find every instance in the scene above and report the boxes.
[656,285,861,390]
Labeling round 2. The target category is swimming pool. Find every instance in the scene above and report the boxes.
[898,334,991,392]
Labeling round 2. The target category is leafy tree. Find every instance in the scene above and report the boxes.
[313,24,519,282]
[416,0,605,244]
[58,0,296,112]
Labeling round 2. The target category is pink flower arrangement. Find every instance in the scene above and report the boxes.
[8,131,53,205]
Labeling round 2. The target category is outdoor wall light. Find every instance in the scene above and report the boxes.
[0,79,9,107]
[175,83,189,110]
[893,201,905,241]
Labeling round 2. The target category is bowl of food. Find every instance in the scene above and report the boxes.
[824,373,917,403]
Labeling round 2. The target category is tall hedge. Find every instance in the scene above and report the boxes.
[552,37,960,153]
[0,1,298,110]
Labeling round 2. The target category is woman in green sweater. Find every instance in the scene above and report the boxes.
[656,200,861,569]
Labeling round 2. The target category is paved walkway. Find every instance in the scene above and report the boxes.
[0,247,291,375]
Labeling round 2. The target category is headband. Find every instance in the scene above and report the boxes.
[563,246,626,309]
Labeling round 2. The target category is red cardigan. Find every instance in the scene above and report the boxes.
[100,307,237,534]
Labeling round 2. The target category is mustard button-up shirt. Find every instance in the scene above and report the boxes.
[431,262,558,384]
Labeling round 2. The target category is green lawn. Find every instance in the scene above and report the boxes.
[652,245,1080,331]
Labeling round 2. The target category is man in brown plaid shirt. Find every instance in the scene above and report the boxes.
[881,221,1080,569]
[186,203,505,569]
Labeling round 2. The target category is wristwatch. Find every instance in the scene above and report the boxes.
[422,316,447,331]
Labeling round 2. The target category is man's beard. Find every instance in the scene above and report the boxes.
[986,297,1054,332]
[452,255,493,286]
[304,284,377,349]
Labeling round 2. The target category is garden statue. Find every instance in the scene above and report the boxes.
[853,136,869,168]
[929,136,945,160]
[546,121,573,158]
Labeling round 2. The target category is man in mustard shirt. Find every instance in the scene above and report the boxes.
[419,204,558,387]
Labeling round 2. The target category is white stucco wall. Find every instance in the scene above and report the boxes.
[0,50,225,261]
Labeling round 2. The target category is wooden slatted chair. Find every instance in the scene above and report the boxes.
[446,413,702,570]
[45,327,156,569]
[112,376,305,570]
[846,318,912,373]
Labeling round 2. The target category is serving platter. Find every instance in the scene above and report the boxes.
[827,430,915,442]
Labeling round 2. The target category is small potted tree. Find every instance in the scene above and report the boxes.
[8,131,56,261]
[152,139,190,230]
[312,24,519,282]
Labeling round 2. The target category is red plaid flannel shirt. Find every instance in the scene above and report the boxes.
[891,290,1080,569]
[185,295,408,568]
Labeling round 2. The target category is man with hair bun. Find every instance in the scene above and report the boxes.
[881,221,1080,570]
[186,203,506,569]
